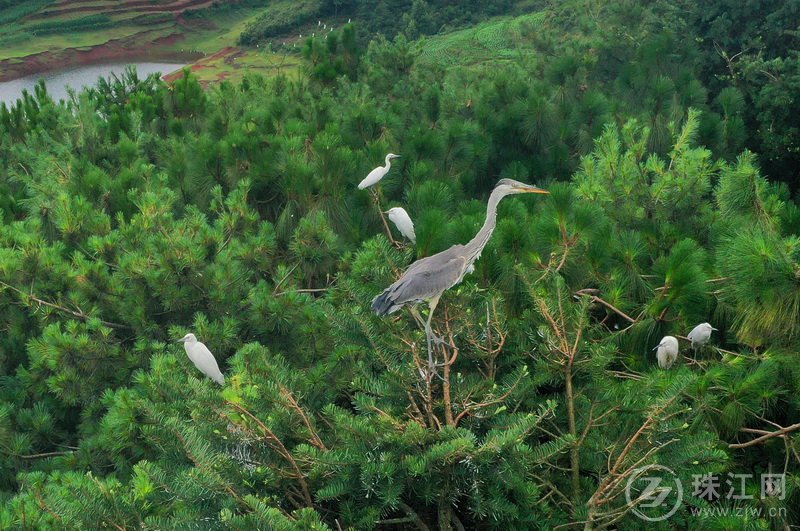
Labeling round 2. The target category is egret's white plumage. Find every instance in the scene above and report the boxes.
[385,207,416,243]
[654,335,679,369]
[178,333,225,385]
[358,153,400,190]
[687,322,717,350]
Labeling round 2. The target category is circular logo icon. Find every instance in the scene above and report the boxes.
[625,464,683,522]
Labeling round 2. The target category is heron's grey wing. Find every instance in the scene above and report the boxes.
[372,246,468,315]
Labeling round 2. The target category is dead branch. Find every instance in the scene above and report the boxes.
[574,289,636,323]
[730,422,800,449]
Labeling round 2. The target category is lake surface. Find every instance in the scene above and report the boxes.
[0,61,185,106]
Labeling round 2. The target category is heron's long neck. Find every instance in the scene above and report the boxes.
[384,156,392,170]
[465,188,506,264]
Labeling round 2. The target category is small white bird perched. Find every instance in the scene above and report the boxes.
[687,322,717,351]
[385,207,416,243]
[358,153,400,190]
[654,335,679,369]
[178,333,225,385]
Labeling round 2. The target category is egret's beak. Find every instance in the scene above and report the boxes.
[176,338,186,343]
[515,184,549,194]
[711,327,718,331]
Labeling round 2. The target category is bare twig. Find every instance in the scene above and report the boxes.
[274,287,330,297]
[574,289,636,323]
[16,450,74,459]
[730,422,800,449]
[279,386,328,451]
[0,280,132,330]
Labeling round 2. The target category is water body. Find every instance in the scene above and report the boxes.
[0,61,185,106]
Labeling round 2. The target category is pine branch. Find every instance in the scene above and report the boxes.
[0,280,132,330]
[274,287,330,297]
[574,289,636,323]
[226,400,314,507]
[454,372,523,426]
[171,426,245,506]
[17,450,74,459]
[588,386,686,515]
[729,422,800,449]
[279,386,328,451]
[397,501,431,531]
[34,491,63,526]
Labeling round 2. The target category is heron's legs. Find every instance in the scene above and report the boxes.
[410,306,447,344]
[424,294,441,374]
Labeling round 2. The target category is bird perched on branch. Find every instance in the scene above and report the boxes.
[372,179,548,372]
[654,335,679,369]
[385,207,416,243]
[358,153,400,190]
[178,333,225,385]
[687,322,717,351]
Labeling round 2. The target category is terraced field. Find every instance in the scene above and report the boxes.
[0,0,299,84]
[35,0,214,18]
[417,12,548,69]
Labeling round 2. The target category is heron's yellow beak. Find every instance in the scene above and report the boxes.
[516,185,549,194]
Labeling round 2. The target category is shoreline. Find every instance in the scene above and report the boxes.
[0,32,202,83]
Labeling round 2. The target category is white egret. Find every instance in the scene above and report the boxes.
[654,336,679,369]
[177,333,225,385]
[358,153,400,190]
[687,322,717,351]
[385,207,416,243]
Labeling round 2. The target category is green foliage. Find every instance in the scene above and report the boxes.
[26,14,113,36]
[302,25,361,83]
[0,2,798,529]
[239,0,323,45]
[683,0,800,187]
[0,0,51,25]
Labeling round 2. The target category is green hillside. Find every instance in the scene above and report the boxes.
[0,0,302,84]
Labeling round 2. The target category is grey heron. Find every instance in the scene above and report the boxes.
[385,206,416,243]
[654,335,679,369]
[358,153,400,190]
[372,179,548,372]
[177,333,225,385]
[687,322,717,351]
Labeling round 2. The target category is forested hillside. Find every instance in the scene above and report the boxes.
[0,1,798,529]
